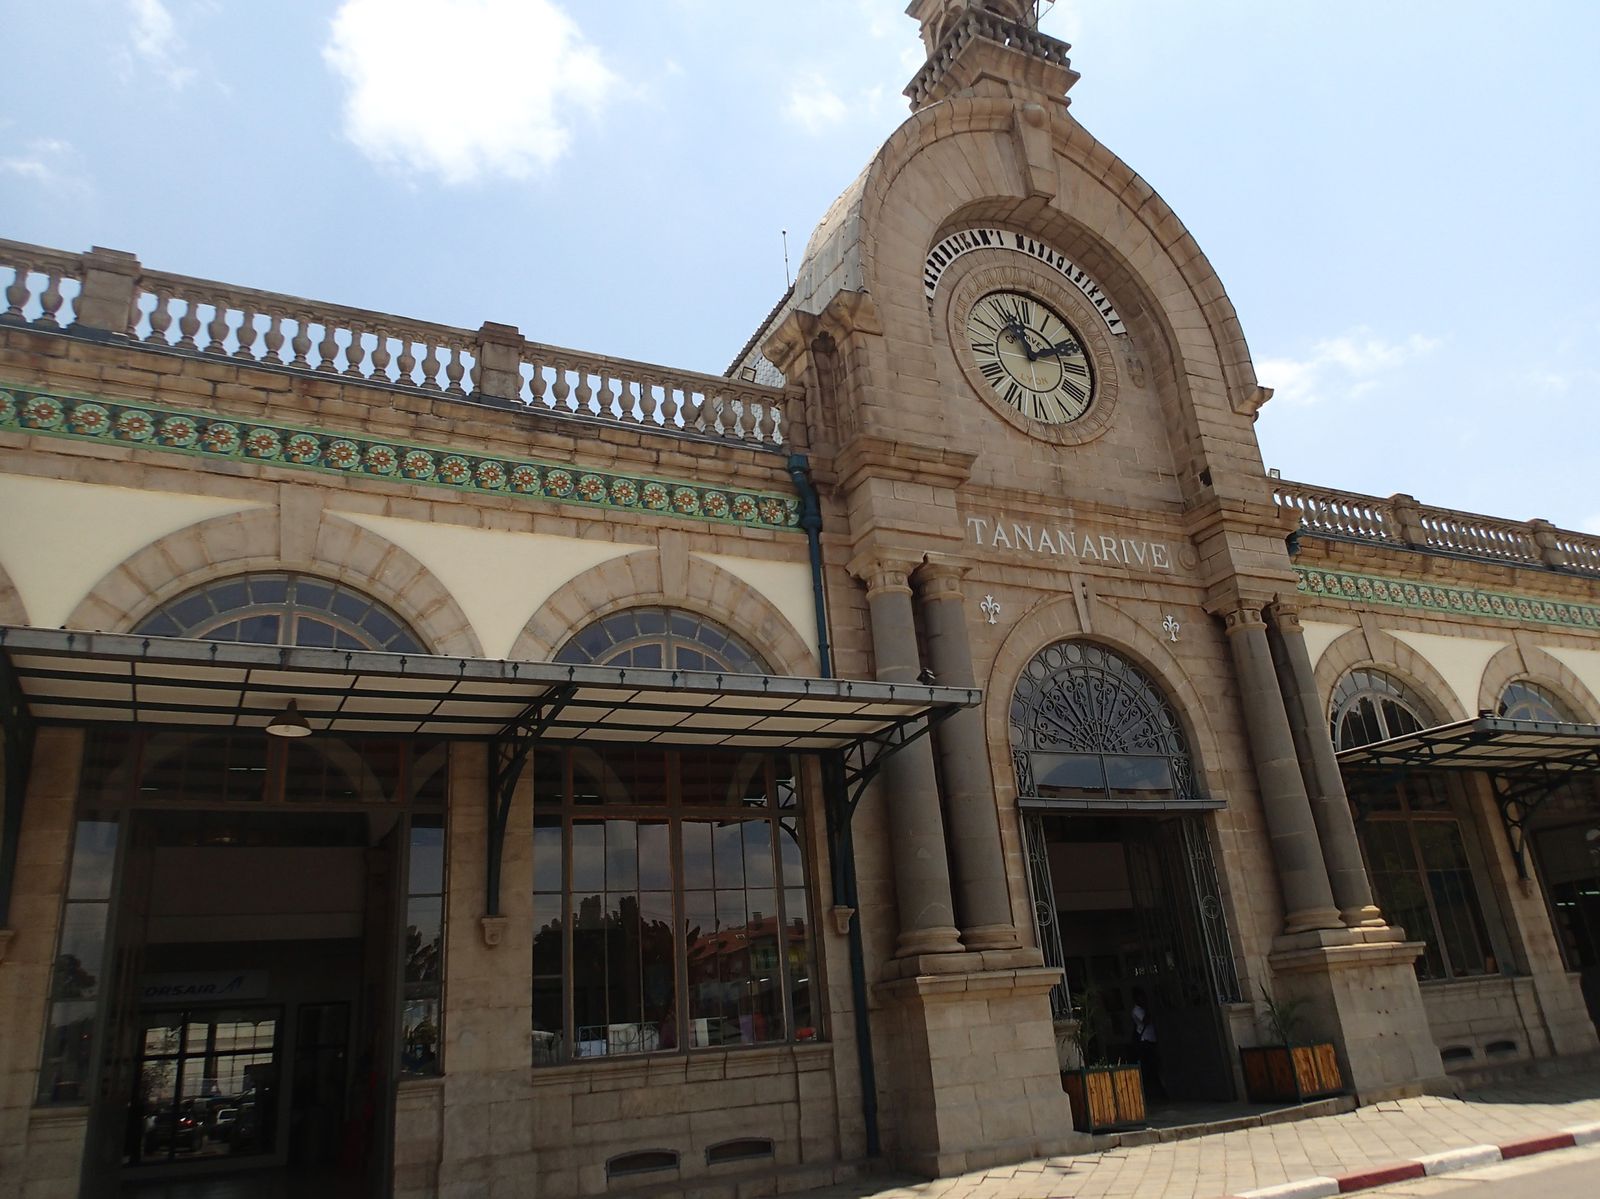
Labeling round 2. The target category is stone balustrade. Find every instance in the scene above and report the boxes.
[1274,478,1600,576]
[904,7,1073,108]
[0,239,794,451]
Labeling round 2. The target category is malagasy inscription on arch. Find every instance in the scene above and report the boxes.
[924,226,1128,337]
[966,513,1177,573]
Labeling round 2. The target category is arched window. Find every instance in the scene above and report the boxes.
[1009,640,1195,806]
[1330,669,1432,750]
[1498,680,1577,724]
[553,607,765,673]
[532,609,817,1065]
[1332,668,1497,981]
[134,572,425,654]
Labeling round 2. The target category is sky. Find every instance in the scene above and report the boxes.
[3,0,1598,532]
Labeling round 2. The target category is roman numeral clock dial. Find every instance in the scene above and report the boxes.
[965,291,1094,425]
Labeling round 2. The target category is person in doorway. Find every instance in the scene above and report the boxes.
[1131,987,1166,1101]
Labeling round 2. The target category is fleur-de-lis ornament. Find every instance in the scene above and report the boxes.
[980,594,1001,625]
[1163,614,1181,643]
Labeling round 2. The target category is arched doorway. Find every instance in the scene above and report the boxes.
[1012,641,1239,1106]
[58,575,437,1198]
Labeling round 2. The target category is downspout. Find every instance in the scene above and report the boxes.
[787,453,880,1157]
[786,454,832,681]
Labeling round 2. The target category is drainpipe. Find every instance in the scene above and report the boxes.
[786,453,880,1157]
[785,454,832,681]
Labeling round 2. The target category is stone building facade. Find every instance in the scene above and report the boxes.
[1,4,1598,1196]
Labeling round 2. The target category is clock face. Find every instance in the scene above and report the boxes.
[965,290,1094,424]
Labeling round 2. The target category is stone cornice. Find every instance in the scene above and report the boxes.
[832,433,976,495]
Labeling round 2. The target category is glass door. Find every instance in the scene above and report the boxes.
[129,1006,281,1168]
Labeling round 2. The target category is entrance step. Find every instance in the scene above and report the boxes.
[1088,1095,1358,1150]
[621,1156,882,1198]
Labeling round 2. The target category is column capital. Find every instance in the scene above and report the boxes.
[847,552,917,597]
[914,554,970,600]
[1219,604,1268,636]
[1265,598,1304,634]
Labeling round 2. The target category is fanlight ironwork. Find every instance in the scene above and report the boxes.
[1010,640,1195,805]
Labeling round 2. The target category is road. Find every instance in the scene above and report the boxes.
[1361,1141,1600,1197]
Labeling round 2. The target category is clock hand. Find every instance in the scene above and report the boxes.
[1033,338,1083,360]
[1002,321,1040,361]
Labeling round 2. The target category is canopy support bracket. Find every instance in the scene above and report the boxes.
[486,685,578,919]
[0,653,36,930]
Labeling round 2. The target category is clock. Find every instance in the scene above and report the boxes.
[965,290,1094,424]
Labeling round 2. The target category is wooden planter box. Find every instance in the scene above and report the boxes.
[1239,1043,1344,1103]
[1061,1064,1145,1132]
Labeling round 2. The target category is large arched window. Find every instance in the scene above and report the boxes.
[1009,640,1195,806]
[1330,669,1431,750]
[532,609,816,1065]
[553,607,765,673]
[1332,668,1496,981]
[134,572,426,654]
[1498,680,1578,724]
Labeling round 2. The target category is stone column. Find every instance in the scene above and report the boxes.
[854,556,965,958]
[914,559,1019,951]
[1220,604,1343,934]
[1267,601,1385,928]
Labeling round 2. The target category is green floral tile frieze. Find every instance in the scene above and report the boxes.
[0,386,802,532]
[1297,566,1600,631]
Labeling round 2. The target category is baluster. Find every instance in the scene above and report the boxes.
[289,316,313,368]
[345,325,369,379]
[206,297,231,354]
[444,344,466,394]
[2,264,31,320]
[660,383,682,430]
[526,358,547,409]
[575,366,594,415]
[638,378,659,426]
[233,307,260,360]
[683,390,706,433]
[754,399,775,443]
[397,339,418,386]
[317,321,341,373]
[419,341,442,391]
[147,290,175,346]
[36,273,66,328]
[552,362,572,411]
[176,297,203,348]
[370,329,393,382]
[708,390,728,435]
[596,372,617,419]
[263,310,287,363]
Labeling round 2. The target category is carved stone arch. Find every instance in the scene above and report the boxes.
[1479,643,1600,723]
[1313,626,1466,728]
[65,507,480,657]
[508,550,816,678]
[849,95,1260,413]
[0,559,27,625]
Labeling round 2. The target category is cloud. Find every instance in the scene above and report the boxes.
[323,0,615,185]
[127,0,196,88]
[783,74,852,135]
[1258,329,1441,408]
[0,138,89,193]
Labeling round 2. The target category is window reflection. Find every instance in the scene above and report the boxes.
[531,749,819,1065]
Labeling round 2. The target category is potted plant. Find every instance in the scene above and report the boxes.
[1058,987,1145,1132]
[1239,984,1344,1103]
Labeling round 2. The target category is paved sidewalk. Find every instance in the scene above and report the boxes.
[798,1073,1600,1199]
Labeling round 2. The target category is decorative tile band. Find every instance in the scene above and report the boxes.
[1297,566,1600,631]
[0,386,802,531]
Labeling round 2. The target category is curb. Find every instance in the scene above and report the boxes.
[1230,1121,1600,1198]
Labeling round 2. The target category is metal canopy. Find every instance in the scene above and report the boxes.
[1337,715,1600,878]
[0,626,978,750]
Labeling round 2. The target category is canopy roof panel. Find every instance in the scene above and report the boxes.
[1336,715,1600,787]
[0,626,978,751]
